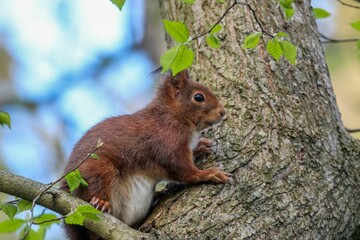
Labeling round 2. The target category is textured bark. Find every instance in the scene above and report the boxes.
[141,1,360,239]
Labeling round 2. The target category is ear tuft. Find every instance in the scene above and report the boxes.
[170,70,190,89]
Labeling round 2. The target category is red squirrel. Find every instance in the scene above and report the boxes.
[61,70,231,239]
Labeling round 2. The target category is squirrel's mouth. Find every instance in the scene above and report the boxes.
[195,116,223,131]
[204,118,223,128]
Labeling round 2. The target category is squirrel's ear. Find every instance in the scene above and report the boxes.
[170,70,190,89]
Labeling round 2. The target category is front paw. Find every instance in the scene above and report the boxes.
[205,167,232,184]
[90,196,111,213]
[193,138,215,161]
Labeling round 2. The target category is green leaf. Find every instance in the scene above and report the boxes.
[171,46,194,75]
[278,0,294,19]
[242,33,261,49]
[210,24,222,34]
[162,20,190,43]
[65,169,88,193]
[280,40,297,64]
[21,226,46,240]
[79,177,88,188]
[34,213,60,226]
[110,0,126,11]
[350,21,360,32]
[23,227,36,240]
[34,225,47,240]
[216,0,225,2]
[17,199,32,213]
[76,205,103,216]
[206,34,221,49]
[0,111,11,129]
[91,153,99,160]
[0,219,26,233]
[65,212,84,225]
[278,0,294,8]
[266,39,283,61]
[180,0,196,3]
[65,171,80,192]
[65,205,102,225]
[276,32,289,38]
[160,45,194,75]
[284,7,294,19]
[160,46,179,72]
[313,8,330,19]
[0,203,18,219]
[76,206,102,221]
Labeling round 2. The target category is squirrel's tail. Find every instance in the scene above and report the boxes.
[63,223,101,240]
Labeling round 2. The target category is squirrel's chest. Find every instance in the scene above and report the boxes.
[189,131,201,150]
[110,175,156,227]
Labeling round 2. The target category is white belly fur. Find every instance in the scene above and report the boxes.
[110,175,156,227]
[189,131,201,150]
[109,132,200,226]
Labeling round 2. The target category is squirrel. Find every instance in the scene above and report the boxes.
[61,69,231,239]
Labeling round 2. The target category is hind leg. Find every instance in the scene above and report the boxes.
[74,158,117,213]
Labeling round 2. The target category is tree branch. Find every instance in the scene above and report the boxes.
[320,32,359,44]
[237,1,274,38]
[191,1,238,41]
[191,1,274,42]
[21,139,103,239]
[337,0,360,9]
[346,128,360,133]
[0,170,153,240]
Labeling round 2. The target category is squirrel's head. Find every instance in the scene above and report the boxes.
[158,70,225,131]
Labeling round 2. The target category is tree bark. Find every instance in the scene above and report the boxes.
[141,1,360,239]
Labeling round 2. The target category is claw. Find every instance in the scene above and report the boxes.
[89,196,111,213]
[90,196,97,205]
[193,138,215,161]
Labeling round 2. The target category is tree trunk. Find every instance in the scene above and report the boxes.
[141,1,360,239]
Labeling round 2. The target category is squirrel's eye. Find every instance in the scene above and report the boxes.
[194,93,205,102]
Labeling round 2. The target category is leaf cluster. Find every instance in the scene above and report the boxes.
[65,169,89,193]
[0,200,59,240]
[0,138,103,240]
[243,32,297,64]
[0,199,102,239]
[160,20,223,75]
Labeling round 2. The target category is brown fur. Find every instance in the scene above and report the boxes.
[61,70,230,239]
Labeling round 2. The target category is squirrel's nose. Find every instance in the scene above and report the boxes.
[219,108,225,117]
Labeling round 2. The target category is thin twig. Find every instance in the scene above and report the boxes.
[346,128,360,133]
[191,1,238,41]
[238,2,274,38]
[156,0,274,74]
[4,199,19,204]
[320,33,359,44]
[337,0,360,9]
[20,139,103,240]
[191,1,274,42]
[33,216,67,225]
